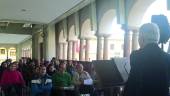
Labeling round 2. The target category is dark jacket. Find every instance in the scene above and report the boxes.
[124,43,170,96]
[31,74,52,96]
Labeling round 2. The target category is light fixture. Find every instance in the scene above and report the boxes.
[0,22,9,27]
[22,23,32,28]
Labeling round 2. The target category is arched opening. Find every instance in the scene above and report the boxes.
[0,48,7,63]
[8,47,16,62]
[81,18,97,61]
[108,18,125,58]
[142,0,170,52]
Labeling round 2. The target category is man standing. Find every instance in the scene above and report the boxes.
[124,23,170,96]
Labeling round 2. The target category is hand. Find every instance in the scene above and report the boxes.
[59,87,65,90]
[0,86,1,92]
[80,80,84,84]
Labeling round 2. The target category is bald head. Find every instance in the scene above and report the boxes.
[138,23,160,48]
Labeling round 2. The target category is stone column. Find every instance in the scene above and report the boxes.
[72,41,77,60]
[132,29,139,51]
[32,33,39,60]
[167,41,170,53]
[67,41,73,60]
[45,24,56,60]
[97,36,103,60]
[103,36,109,60]
[123,31,132,57]
[85,38,90,61]
[59,43,63,59]
[79,39,85,61]
[63,43,67,60]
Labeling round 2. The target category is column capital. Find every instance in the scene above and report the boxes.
[67,40,73,43]
[121,24,130,32]
[60,42,67,44]
[129,26,139,32]
[103,34,111,38]
[95,32,103,37]
[85,38,92,41]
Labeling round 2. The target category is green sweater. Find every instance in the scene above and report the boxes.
[52,71,72,87]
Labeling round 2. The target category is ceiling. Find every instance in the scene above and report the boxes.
[0,0,84,44]
[0,33,31,44]
[0,0,83,24]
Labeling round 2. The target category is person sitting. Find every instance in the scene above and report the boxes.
[0,62,8,78]
[74,64,93,95]
[31,65,52,96]
[51,62,76,96]
[66,60,76,77]
[0,62,25,96]
[47,64,56,76]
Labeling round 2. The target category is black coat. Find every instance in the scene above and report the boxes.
[124,43,170,96]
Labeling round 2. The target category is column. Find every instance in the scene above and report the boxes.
[168,0,170,10]
[16,45,21,61]
[103,36,109,60]
[72,41,77,60]
[123,31,131,57]
[167,41,170,53]
[32,33,39,60]
[59,43,63,59]
[46,24,56,60]
[7,48,9,59]
[63,43,67,60]
[132,29,139,51]
[67,41,73,60]
[79,39,85,61]
[96,36,103,60]
[85,38,90,61]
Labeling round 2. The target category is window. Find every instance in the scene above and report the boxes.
[0,49,5,55]
[110,44,115,50]
[121,44,124,50]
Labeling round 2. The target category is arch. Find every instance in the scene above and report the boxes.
[81,18,95,38]
[128,0,156,27]
[0,47,7,55]
[59,29,67,43]
[9,47,16,57]
[142,0,169,24]
[98,9,116,36]
[141,0,170,52]
[68,25,78,41]
[9,47,16,50]
[0,48,7,63]
[8,47,16,61]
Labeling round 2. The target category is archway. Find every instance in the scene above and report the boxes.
[128,0,156,27]
[8,47,16,62]
[141,0,170,52]
[0,48,7,63]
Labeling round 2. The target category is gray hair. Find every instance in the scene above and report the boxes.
[138,23,160,48]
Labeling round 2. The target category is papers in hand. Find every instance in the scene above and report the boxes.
[84,79,93,85]
[63,86,74,90]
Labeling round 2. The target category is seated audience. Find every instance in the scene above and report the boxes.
[31,65,52,96]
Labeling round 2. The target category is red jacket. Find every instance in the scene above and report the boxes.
[0,70,25,86]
